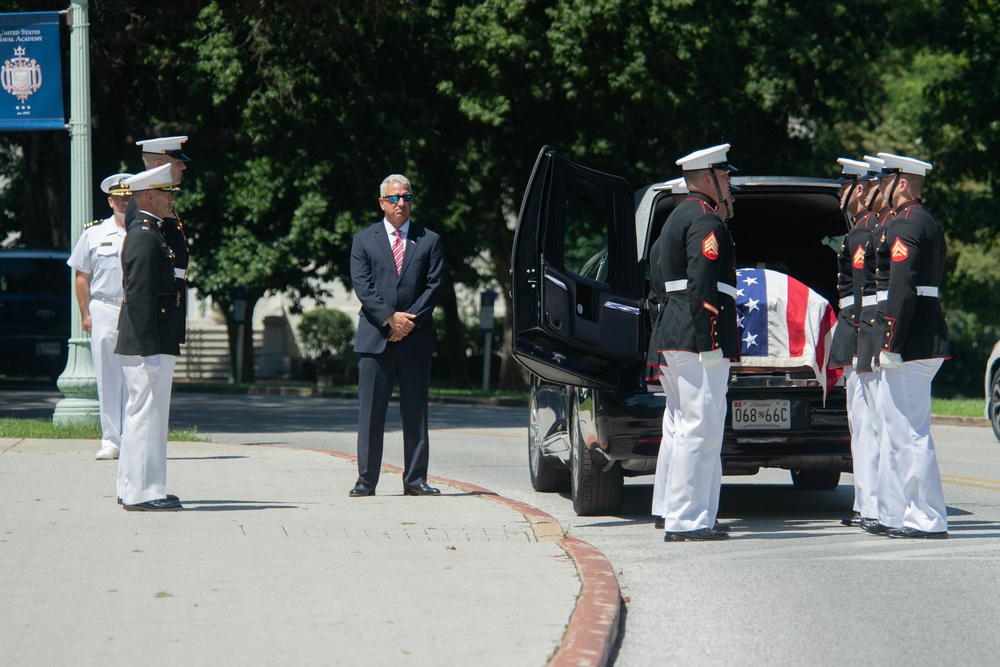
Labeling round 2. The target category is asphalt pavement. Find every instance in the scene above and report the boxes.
[1,433,620,666]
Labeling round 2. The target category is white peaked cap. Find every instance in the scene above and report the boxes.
[675,143,736,172]
[836,158,869,177]
[100,173,133,194]
[664,176,689,193]
[877,152,933,176]
[124,164,177,192]
[135,135,190,160]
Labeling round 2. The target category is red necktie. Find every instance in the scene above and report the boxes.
[392,229,404,274]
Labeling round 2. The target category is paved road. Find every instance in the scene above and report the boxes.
[5,388,1000,665]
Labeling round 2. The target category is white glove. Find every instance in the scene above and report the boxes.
[699,348,724,367]
[851,355,858,370]
[878,351,903,370]
[141,355,161,379]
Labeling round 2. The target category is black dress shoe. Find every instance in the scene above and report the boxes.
[403,482,441,496]
[656,518,729,532]
[664,528,729,542]
[119,494,179,506]
[841,513,862,527]
[349,482,375,497]
[887,526,949,539]
[123,498,183,511]
[862,520,893,535]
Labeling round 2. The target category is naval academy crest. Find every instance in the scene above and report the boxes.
[1,46,42,104]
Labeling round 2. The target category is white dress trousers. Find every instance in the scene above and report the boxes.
[89,299,126,454]
[660,351,731,533]
[853,370,883,520]
[119,355,176,506]
[878,358,948,532]
[650,371,676,519]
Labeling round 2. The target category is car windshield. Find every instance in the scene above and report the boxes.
[0,258,68,295]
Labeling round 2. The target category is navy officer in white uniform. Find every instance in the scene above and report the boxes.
[67,172,133,461]
[114,164,183,511]
[648,144,739,542]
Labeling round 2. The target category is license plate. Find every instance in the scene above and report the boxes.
[731,399,791,430]
[36,342,60,357]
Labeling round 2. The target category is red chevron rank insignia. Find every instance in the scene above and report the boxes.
[891,237,909,262]
[702,232,719,260]
[852,245,865,269]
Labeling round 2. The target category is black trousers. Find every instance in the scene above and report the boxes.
[355,349,432,489]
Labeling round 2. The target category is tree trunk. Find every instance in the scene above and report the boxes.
[20,132,71,249]
[225,293,259,384]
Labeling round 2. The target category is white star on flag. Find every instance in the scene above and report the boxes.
[743,276,758,286]
[743,331,758,347]
[745,297,760,312]
[737,314,745,329]
[737,288,745,298]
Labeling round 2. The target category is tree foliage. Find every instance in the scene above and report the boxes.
[0,0,996,394]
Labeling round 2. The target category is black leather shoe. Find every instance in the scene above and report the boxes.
[862,520,892,535]
[119,494,179,506]
[664,528,729,542]
[349,482,374,497]
[887,527,949,539]
[403,482,441,496]
[841,513,862,527]
[123,498,183,511]
[656,518,729,532]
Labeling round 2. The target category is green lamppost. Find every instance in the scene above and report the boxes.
[53,0,98,425]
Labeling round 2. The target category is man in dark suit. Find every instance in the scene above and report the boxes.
[114,164,184,511]
[349,174,444,497]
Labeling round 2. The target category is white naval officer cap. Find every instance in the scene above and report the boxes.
[675,143,737,172]
[862,155,885,180]
[124,164,180,192]
[877,152,933,176]
[664,176,689,193]
[835,157,869,183]
[135,135,190,161]
[100,172,134,195]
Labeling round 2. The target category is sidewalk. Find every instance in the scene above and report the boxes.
[0,439,619,666]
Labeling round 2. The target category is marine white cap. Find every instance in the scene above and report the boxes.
[664,176,688,193]
[100,173,133,195]
[835,158,868,183]
[862,155,885,179]
[135,135,190,161]
[675,143,737,172]
[877,152,933,176]
[124,164,179,192]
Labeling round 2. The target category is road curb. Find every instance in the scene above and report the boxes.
[308,447,622,667]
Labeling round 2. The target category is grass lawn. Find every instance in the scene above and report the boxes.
[931,397,986,418]
[0,418,206,441]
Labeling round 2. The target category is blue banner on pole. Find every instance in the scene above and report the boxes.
[0,12,64,131]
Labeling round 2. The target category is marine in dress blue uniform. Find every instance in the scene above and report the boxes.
[67,173,132,462]
[828,158,875,527]
[127,136,191,344]
[871,153,949,539]
[649,144,739,542]
[114,165,183,511]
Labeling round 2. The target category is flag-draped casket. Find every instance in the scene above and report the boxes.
[734,268,841,394]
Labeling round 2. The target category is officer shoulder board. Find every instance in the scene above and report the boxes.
[83,218,102,230]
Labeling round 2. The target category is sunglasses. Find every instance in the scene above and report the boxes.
[382,194,413,204]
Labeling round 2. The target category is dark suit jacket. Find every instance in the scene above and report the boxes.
[350,220,444,355]
[115,214,181,357]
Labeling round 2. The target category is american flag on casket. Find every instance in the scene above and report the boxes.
[735,268,841,395]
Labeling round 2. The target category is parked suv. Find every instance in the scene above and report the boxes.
[0,249,71,379]
[512,147,852,515]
